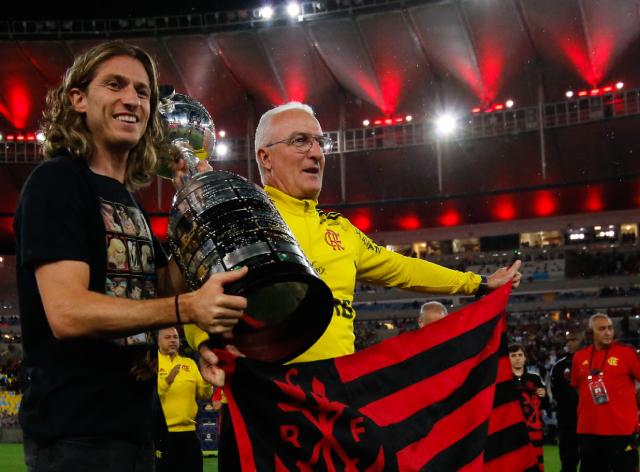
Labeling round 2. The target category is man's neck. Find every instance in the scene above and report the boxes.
[593,341,611,351]
[159,350,177,361]
[512,368,524,377]
[88,147,128,183]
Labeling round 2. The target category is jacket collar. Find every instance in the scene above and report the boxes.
[265,185,318,215]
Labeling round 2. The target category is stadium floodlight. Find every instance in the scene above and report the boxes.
[506,100,514,108]
[435,115,456,135]
[363,120,370,126]
[406,115,412,122]
[566,91,574,98]
[217,143,228,157]
[287,3,300,16]
[219,130,226,137]
[36,131,45,142]
[616,82,624,89]
[260,6,274,19]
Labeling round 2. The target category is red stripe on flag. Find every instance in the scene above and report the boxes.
[358,322,501,426]
[458,454,485,472]
[482,444,540,472]
[336,284,511,383]
[217,351,258,472]
[496,357,513,383]
[487,401,525,435]
[397,386,495,471]
[530,432,543,440]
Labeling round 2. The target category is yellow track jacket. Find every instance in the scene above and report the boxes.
[158,352,213,432]
[185,185,484,363]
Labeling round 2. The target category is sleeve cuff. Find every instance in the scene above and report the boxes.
[475,276,488,298]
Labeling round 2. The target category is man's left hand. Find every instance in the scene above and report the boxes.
[536,387,546,398]
[487,260,522,293]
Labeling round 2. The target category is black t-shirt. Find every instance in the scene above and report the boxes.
[13,154,168,445]
[550,356,579,430]
[512,371,549,433]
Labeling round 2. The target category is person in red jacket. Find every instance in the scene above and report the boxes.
[571,314,640,472]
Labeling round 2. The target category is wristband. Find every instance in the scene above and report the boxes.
[175,295,182,325]
[475,276,488,298]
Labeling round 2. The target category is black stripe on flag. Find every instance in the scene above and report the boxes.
[420,421,489,472]
[483,421,534,463]
[345,314,501,409]
[492,379,520,409]
[383,352,498,451]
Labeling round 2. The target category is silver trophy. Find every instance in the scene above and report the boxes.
[157,87,333,363]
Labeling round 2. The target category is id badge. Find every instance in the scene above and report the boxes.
[589,378,609,405]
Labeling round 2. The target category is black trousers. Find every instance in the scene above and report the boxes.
[155,431,203,472]
[578,433,639,472]
[24,436,154,472]
[558,429,580,472]
[219,403,242,471]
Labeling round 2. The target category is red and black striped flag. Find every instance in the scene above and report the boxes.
[217,283,539,471]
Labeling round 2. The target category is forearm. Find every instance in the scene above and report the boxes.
[43,289,183,340]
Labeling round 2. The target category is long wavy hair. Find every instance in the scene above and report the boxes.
[41,41,168,191]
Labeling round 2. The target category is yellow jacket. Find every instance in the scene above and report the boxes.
[157,352,213,432]
[185,185,484,362]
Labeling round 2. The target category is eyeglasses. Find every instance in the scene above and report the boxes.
[265,132,333,155]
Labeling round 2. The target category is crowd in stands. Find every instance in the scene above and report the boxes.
[0,315,20,326]
[0,359,22,428]
[565,248,640,278]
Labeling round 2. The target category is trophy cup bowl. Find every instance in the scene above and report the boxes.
[158,87,334,363]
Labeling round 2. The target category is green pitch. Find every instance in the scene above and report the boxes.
[0,443,560,472]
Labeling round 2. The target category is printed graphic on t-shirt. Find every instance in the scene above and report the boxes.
[114,203,138,236]
[128,207,151,239]
[127,240,142,272]
[128,277,144,300]
[106,235,129,271]
[106,275,128,298]
[142,276,158,299]
[139,242,155,273]
[101,201,122,233]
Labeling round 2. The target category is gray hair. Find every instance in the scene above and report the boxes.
[589,313,610,325]
[420,301,448,319]
[254,102,317,183]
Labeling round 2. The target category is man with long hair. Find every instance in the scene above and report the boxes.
[14,41,248,472]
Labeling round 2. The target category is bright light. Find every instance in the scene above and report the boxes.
[578,91,588,96]
[363,120,369,126]
[406,115,412,122]
[0,257,3,262]
[590,89,600,95]
[471,108,481,113]
[603,86,612,92]
[494,104,504,110]
[217,144,228,157]
[374,120,382,125]
[0,134,3,141]
[569,233,585,240]
[594,226,601,230]
[506,100,514,108]
[219,130,226,137]
[260,6,274,19]
[36,131,45,142]
[436,115,456,135]
[566,91,574,98]
[287,3,299,16]
[384,119,392,124]
[616,82,624,89]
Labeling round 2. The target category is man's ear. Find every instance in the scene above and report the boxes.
[68,88,87,114]
[257,148,272,172]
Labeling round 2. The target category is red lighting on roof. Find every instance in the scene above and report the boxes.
[440,210,460,227]
[398,215,420,231]
[603,86,613,92]
[590,89,600,95]
[17,135,24,141]
[27,135,35,141]
[484,108,493,113]
[494,104,504,110]
[6,135,14,140]
[395,117,403,123]
[384,119,393,124]
[578,91,588,96]
[351,214,372,232]
[374,120,382,125]
[472,108,481,113]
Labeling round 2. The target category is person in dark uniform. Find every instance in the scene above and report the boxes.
[510,343,550,471]
[550,329,584,472]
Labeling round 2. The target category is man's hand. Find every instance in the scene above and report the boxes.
[198,342,245,387]
[171,143,214,190]
[536,387,546,398]
[183,267,248,334]
[166,364,181,385]
[487,260,522,292]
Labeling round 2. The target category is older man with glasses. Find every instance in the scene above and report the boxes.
[184,101,523,469]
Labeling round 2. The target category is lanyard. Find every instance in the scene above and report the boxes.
[588,345,610,380]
